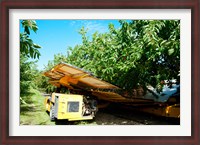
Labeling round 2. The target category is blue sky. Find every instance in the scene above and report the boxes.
[20,20,123,70]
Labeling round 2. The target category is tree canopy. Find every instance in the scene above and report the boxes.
[20,20,41,95]
[40,20,180,93]
[63,20,180,90]
[20,20,41,59]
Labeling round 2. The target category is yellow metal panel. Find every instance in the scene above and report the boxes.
[44,97,51,112]
[59,75,79,85]
[44,63,154,105]
[49,81,60,87]
[165,104,180,118]
[58,64,83,75]
[79,76,118,88]
[56,94,83,120]
[92,91,125,100]
[51,93,55,103]
[44,63,119,89]
[44,71,64,80]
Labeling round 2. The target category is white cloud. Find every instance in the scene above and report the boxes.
[83,20,108,34]
[70,20,108,34]
[69,20,76,26]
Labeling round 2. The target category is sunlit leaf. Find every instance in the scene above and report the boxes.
[168,48,174,55]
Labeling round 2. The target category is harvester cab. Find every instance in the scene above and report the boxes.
[45,93,97,121]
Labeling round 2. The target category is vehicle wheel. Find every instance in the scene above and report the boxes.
[50,105,55,121]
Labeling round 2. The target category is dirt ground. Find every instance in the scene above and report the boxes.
[94,111,143,125]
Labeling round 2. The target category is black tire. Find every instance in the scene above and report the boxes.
[50,105,55,121]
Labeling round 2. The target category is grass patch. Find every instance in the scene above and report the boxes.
[20,88,55,125]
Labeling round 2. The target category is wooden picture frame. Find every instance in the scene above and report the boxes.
[1,0,199,144]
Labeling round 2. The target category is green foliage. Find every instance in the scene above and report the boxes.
[21,20,38,34]
[37,74,57,93]
[66,20,180,89]
[20,54,39,94]
[41,20,180,92]
[45,53,68,69]
[20,20,41,59]
[20,20,42,95]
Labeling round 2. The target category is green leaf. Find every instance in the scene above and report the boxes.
[32,26,38,33]
[168,48,174,55]
[33,44,41,48]
[30,47,34,58]
[24,26,30,35]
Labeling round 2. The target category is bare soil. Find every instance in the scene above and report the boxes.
[94,111,143,125]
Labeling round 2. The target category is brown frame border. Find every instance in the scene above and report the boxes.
[0,0,199,145]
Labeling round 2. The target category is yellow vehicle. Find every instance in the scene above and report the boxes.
[44,93,97,121]
[44,63,180,120]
